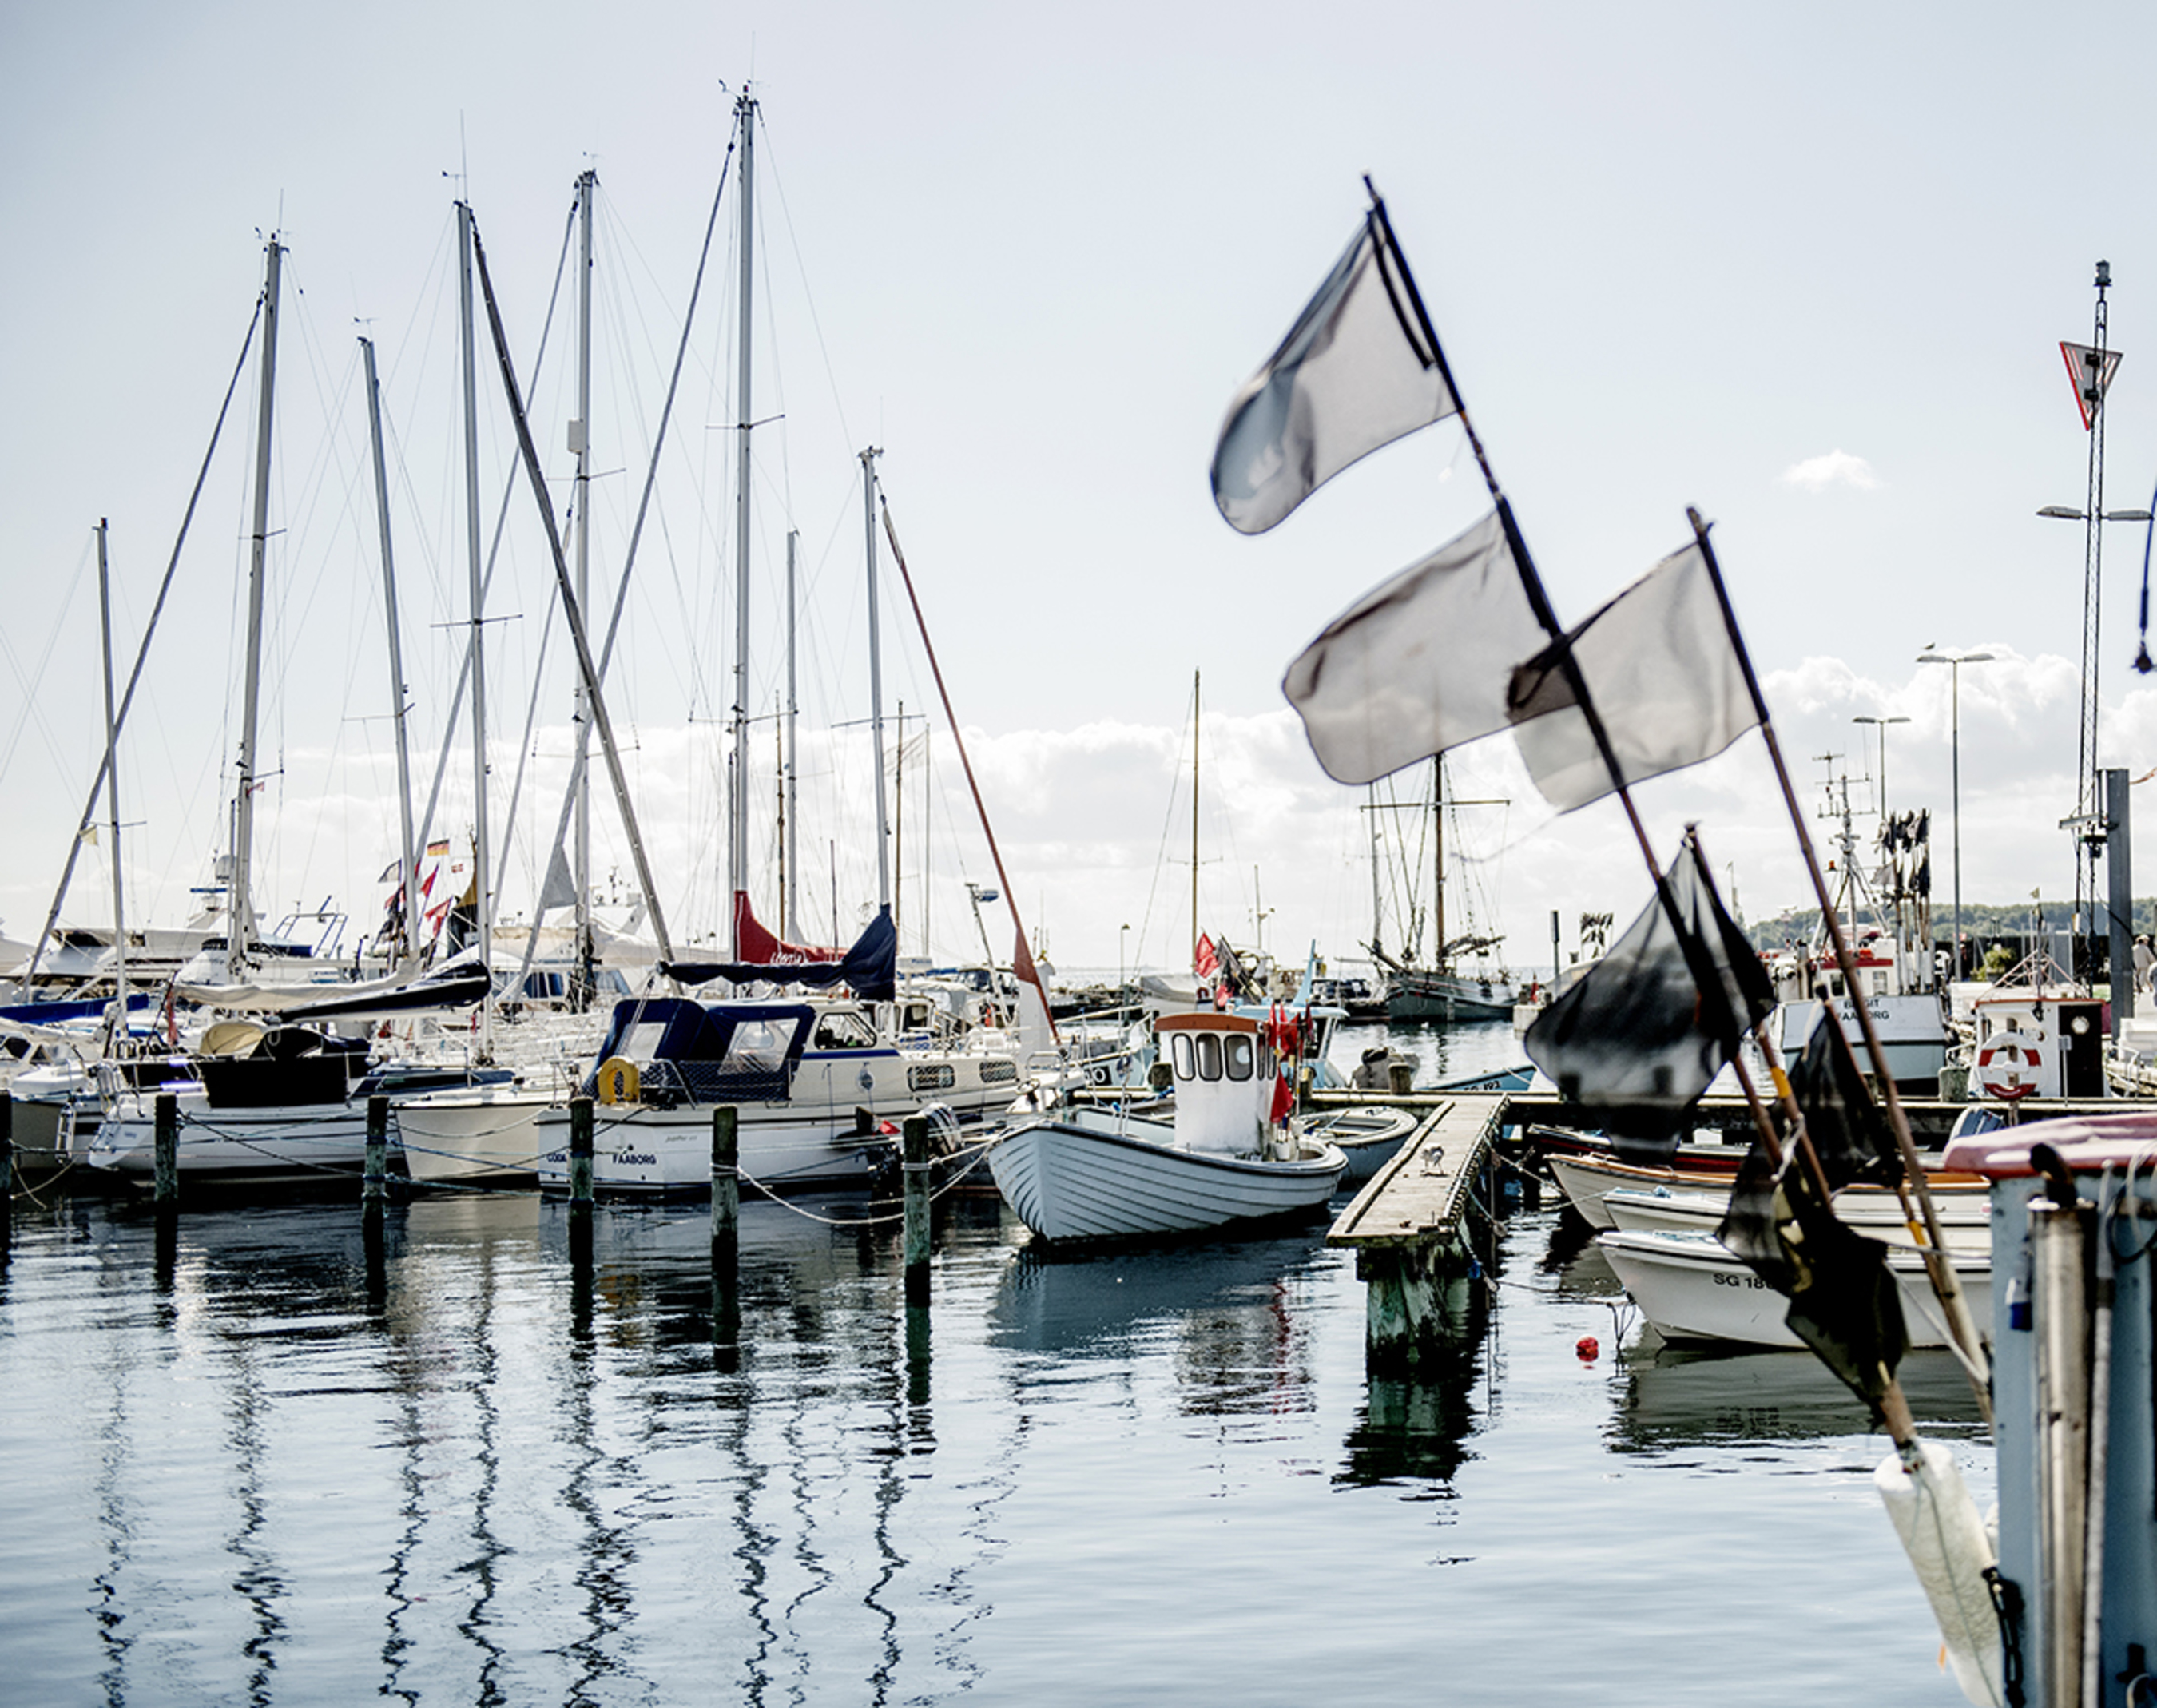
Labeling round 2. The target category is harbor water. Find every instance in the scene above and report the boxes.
[0,1021,1992,1705]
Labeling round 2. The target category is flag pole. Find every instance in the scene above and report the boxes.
[1685,507,1990,1395]
[1372,183,1937,1433]
[1367,181,1790,1159]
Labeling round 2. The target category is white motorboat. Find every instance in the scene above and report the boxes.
[1596,1226,1992,1350]
[499,993,1022,1194]
[987,1011,1347,1242]
[1600,1182,1990,1249]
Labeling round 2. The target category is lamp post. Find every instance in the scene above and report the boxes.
[1118,922,1130,1003]
[1917,649,1994,979]
[1852,713,1910,820]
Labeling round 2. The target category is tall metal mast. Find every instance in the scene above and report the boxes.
[228,237,282,980]
[95,520,127,1032]
[1190,669,1201,973]
[2072,261,2114,945]
[360,336,419,971]
[457,201,495,1043]
[729,89,757,954]
[863,446,891,910]
[785,527,800,937]
[572,169,597,1002]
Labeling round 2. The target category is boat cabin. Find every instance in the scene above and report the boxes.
[1158,1012,1281,1154]
[583,999,813,1106]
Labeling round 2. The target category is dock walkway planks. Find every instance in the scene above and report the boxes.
[1327,1094,1508,1251]
[1325,1093,1510,1369]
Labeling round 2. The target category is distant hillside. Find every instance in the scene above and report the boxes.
[1745,900,2154,951]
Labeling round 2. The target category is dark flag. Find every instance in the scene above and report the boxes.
[1786,1006,1902,1189]
[1717,1145,1910,1412]
[1504,542,1761,812]
[1210,209,1458,535]
[1523,838,1774,1158]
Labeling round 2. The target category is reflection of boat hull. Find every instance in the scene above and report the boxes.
[987,1108,1345,1242]
[1597,1228,1990,1349]
[1386,970,1516,1023]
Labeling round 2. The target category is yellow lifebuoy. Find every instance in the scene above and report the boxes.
[595,1055,641,1105]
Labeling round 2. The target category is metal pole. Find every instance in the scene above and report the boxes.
[2107,768,2134,1031]
[95,521,128,1035]
[863,447,890,909]
[573,169,596,1003]
[729,92,756,952]
[360,340,419,972]
[785,529,799,938]
[457,202,494,1047]
[228,240,282,978]
[2031,1191,2092,1708]
[1953,661,1964,979]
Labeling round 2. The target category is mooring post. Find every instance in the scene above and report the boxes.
[1388,1059,1415,1096]
[0,1091,14,1259]
[363,1095,389,1216]
[711,1106,739,1273]
[153,1091,179,1210]
[902,1114,931,1306]
[569,1097,595,1212]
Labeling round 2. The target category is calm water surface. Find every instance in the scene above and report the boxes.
[0,1022,1991,1706]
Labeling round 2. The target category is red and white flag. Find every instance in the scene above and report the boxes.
[1194,933,1220,980]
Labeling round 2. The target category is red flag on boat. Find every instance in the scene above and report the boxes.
[1194,934,1220,981]
[1269,1069,1294,1125]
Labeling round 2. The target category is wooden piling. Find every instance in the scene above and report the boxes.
[902,1114,931,1307]
[710,1106,739,1285]
[363,1095,389,1214]
[0,1091,13,1258]
[153,1092,179,1209]
[568,1098,595,1213]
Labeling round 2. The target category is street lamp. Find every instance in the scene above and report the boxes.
[1917,649,1995,979]
[1852,713,1910,820]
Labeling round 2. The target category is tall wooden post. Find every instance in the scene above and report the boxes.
[710,1106,741,1356]
[0,1091,13,1260]
[363,1095,388,1215]
[153,1092,179,1209]
[902,1115,931,1307]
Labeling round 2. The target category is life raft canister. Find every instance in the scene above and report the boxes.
[1976,1028,2043,1101]
[595,1055,641,1105]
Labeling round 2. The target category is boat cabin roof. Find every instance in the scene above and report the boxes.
[1944,1109,2157,1176]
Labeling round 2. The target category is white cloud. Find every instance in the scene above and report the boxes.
[1778,449,1882,491]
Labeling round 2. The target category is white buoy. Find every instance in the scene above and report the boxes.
[1876,1440,2004,1707]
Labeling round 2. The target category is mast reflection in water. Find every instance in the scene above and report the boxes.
[0,1174,1988,1705]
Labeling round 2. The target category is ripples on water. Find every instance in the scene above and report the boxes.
[0,1023,1988,1706]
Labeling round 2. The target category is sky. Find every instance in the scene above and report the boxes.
[6,1,2157,980]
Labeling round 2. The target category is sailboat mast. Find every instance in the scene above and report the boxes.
[785,527,799,938]
[572,168,596,998]
[863,446,891,911]
[96,520,127,1028]
[1190,669,1200,974]
[1367,784,1383,960]
[228,237,282,979]
[360,336,419,971]
[1432,755,1447,968]
[457,201,495,1039]
[729,89,757,955]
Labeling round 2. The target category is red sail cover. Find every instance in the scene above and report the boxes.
[732,891,844,964]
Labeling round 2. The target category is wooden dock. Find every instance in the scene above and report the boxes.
[1326,1094,1509,1368]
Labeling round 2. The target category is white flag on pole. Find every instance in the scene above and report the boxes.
[1506,542,1760,812]
[1281,510,1547,784]
[1211,213,1458,534]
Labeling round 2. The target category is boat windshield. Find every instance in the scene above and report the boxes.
[721,1018,794,1074]
[1195,1033,1222,1081]
[619,1021,670,1061]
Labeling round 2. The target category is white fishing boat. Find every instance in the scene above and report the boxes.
[1596,1225,1992,1349]
[987,1011,1347,1242]
[1600,1182,1990,1248]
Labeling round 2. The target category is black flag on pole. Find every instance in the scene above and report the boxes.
[1523,838,1773,1158]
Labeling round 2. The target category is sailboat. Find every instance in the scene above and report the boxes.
[1376,757,1519,1022]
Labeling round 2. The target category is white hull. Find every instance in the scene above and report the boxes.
[1602,1184,1990,1249]
[1298,1106,1420,1184]
[531,1100,894,1193]
[397,1088,552,1183]
[90,1096,375,1184]
[1597,1228,1992,1349]
[986,1108,1346,1241]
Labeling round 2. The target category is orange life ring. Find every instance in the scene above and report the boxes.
[595,1055,641,1105]
[1977,1030,2042,1101]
